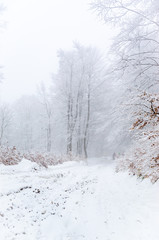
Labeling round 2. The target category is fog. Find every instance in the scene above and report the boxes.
[0,0,157,159]
[1,1,159,239]
[0,0,112,103]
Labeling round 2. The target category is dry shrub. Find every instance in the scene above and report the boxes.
[23,152,81,168]
[0,146,22,165]
[116,92,159,183]
[0,146,81,168]
[116,131,159,183]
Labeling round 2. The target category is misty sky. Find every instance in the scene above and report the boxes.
[0,0,113,103]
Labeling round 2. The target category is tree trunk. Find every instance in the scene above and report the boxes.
[83,82,91,158]
[47,120,51,152]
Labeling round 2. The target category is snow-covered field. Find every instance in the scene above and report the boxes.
[0,158,159,240]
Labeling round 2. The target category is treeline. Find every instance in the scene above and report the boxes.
[91,0,159,180]
[0,44,120,158]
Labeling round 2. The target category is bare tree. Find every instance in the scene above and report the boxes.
[91,0,159,158]
[91,0,159,90]
[0,104,12,146]
[38,83,53,152]
[56,44,105,157]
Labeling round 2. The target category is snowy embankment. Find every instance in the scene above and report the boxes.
[0,158,159,240]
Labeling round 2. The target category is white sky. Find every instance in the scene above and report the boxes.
[0,0,113,103]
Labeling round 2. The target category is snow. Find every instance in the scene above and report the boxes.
[0,158,159,240]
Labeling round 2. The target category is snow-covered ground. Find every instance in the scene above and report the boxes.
[0,158,159,240]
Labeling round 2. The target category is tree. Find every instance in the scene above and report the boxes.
[55,43,106,157]
[91,0,159,176]
[0,104,12,146]
[91,0,159,90]
[10,95,43,152]
[38,83,54,152]
[91,0,159,150]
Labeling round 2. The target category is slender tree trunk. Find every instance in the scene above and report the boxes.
[67,67,75,155]
[84,82,91,158]
[67,94,73,154]
[47,119,51,152]
[0,118,5,146]
[76,103,83,156]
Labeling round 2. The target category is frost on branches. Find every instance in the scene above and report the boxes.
[116,92,159,183]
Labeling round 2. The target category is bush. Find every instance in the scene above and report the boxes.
[116,132,159,183]
[0,146,82,168]
[0,146,22,165]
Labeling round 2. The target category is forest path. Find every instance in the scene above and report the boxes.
[0,158,159,240]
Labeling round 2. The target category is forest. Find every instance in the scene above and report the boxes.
[0,1,159,240]
[0,0,159,181]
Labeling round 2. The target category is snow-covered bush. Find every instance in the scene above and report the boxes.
[23,152,81,168]
[0,146,82,167]
[0,146,22,165]
[116,137,159,183]
[116,93,159,183]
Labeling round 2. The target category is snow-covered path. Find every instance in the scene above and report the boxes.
[0,159,159,240]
